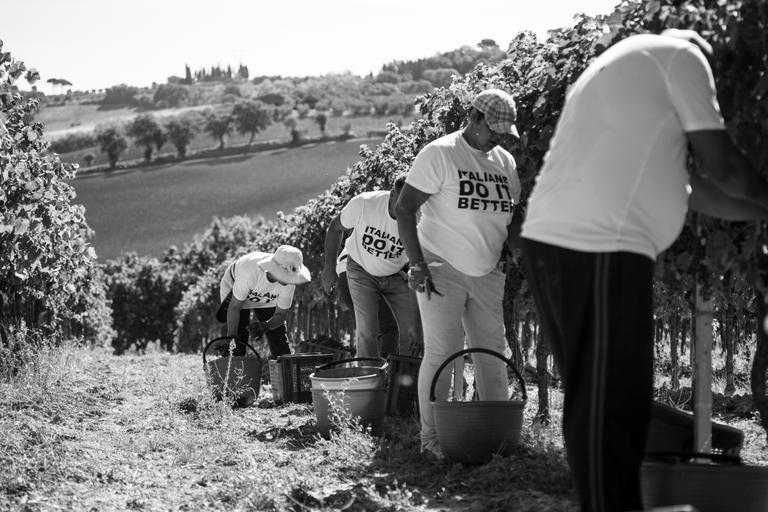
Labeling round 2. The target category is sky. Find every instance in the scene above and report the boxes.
[3,0,620,94]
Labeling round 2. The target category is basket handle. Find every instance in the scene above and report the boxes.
[429,347,527,402]
[644,451,742,465]
[202,336,261,365]
[316,357,387,371]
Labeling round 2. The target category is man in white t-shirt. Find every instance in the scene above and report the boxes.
[321,174,422,358]
[395,89,522,459]
[521,30,768,512]
[216,245,311,358]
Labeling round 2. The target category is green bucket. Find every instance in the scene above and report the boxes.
[203,337,262,408]
[430,348,527,465]
[310,357,388,437]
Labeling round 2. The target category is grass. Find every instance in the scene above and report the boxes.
[72,138,378,260]
[2,336,767,512]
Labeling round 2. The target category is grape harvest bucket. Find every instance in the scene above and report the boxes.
[310,357,388,437]
[202,336,262,408]
[430,348,527,464]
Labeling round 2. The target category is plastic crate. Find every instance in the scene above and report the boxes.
[268,359,284,403]
[278,353,334,404]
[645,401,744,457]
[385,354,421,416]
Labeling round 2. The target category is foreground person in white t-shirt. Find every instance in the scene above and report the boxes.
[396,89,522,459]
[321,174,422,358]
[521,30,768,512]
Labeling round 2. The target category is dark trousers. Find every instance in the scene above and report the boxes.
[522,238,654,512]
[216,299,291,359]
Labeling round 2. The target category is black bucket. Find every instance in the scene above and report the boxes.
[202,337,262,408]
[430,348,527,465]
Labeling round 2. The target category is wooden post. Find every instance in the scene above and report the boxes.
[693,282,713,454]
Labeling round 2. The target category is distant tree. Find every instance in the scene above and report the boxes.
[153,127,167,153]
[375,71,402,84]
[165,113,200,159]
[83,152,95,167]
[315,112,327,135]
[422,68,459,88]
[223,84,241,97]
[237,64,249,80]
[231,100,271,145]
[283,116,301,145]
[103,84,139,106]
[153,83,189,108]
[126,114,163,162]
[184,64,193,84]
[399,79,434,95]
[257,93,285,106]
[95,126,128,170]
[203,110,233,149]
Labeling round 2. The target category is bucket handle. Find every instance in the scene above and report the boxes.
[202,336,261,365]
[429,347,527,403]
[644,451,742,465]
[316,357,387,371]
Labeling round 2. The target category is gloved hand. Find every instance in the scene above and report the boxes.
[247,320,269,339]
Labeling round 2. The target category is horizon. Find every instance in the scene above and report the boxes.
[4,0,620,94]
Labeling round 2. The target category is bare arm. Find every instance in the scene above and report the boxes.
[321,213,346,295]
[226,296,246,338]
[689,171,768,220]
[687,129,768,215]
[395,183,430,264]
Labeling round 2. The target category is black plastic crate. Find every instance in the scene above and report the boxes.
[385,354,421,416]
[645,401,744,457]
[278,353,333,404]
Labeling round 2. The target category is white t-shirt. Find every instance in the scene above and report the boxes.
[340,190,407,276]
[522,34,725,260]
[335,249,349,276]
[219,251,295,310]
[407,130,520,276]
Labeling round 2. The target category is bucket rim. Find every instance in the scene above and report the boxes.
[432,399,526,408]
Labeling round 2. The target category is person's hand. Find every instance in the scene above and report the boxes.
[321,267,336,297]
[408,262,442,300]
[247,320,268,339]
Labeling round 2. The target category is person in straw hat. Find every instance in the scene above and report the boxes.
[216,245,311,358]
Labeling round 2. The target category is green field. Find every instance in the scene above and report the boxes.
[73,138,377,260]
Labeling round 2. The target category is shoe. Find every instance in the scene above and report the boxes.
[420,443,445,462]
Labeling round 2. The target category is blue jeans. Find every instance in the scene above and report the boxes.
[346,257,422,358]
[337,272,399,355]
[416,249,509,452]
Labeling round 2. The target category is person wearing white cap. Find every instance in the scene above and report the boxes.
[521,30,768,512]
[395,88,522,459]
[216,245,311,358]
